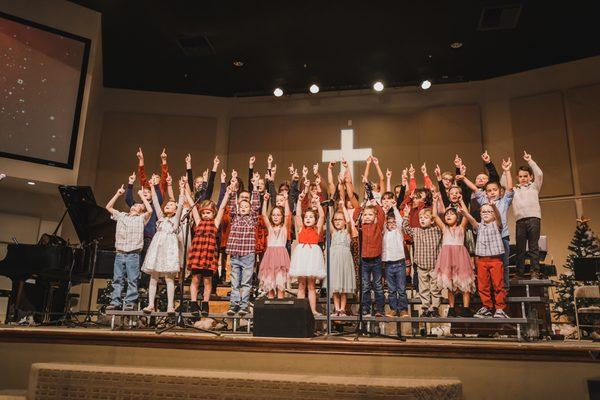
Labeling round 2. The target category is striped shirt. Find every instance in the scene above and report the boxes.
[474,221,504,257]
[226,190,260,256]
[402,218,442,270]
[111,211,146,253]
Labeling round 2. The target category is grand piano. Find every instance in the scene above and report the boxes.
[0,186,116,323]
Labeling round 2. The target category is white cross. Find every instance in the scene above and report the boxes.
[322,128,372,182]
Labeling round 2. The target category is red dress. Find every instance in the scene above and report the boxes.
[187,220,218,272]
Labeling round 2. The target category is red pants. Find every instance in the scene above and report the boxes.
[476,256,506,310]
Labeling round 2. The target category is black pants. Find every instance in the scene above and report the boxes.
[516,217,541,273]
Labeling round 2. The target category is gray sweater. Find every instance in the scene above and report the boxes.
[512,160,543,220]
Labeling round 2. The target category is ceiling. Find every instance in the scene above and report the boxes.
[69,0,600,97]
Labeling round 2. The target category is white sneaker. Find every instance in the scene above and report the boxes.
[493,309,509,318]
[474,307,493,318]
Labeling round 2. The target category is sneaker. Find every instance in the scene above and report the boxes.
[474,307,493,319]
[238,308,248,317]
[385,311,397,317]
[374,311,384,317]
[429,308,440,317]
[459,307,473,318]
[200,301,210,317]
[167,307,176,315]
[398,310,409,318]
[421,310,431,318]
[226,308,237,316]
[446,307,456,318]
[105,304,120,311]
[493,309,510,319]
[123,304,136,312]
[189,301,200,316]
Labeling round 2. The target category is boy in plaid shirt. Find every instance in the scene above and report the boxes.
[402,206,442,317]
[226,174,261,316]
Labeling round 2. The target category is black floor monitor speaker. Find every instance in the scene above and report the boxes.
[253,298,315,338]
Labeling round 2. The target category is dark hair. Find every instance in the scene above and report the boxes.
[484,181,502,191]
[443,207,462,224]
[414,187,433,207]
[278,181,290,192]
[302,208,317,223]
[231,176,245,192]
[381,191,395,200]
[518,165,534,180]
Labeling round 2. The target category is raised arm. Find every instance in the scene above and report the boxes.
[502,158,514,192]
[204,155,219,201]
[125,171,136,207]
[524,151,543,190]
[262,193,272,230]
[343,159,361,210]
[136,147,148,188]
[137,188,153,222]
[316,199,325,235]
[185,153,194,189]
[171,179,186,231]
[215,186,232,228]
[457,174,478,192]
[342,201,358,237]
[401,205,415,238]
[459,197,476,230]
[431,193,446,230]
[248,155,256,191]
[327,161,337,196]
[150,184,164,220]
[160,148,169,196]
[363,156,372,186]
[106,185,125,215]
[184,185,201,225]
[216,170,227,208]
[166,173,175,202]
[372,157,385,192]
[295,192,305,233]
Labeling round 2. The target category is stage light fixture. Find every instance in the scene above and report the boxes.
[273,88,284,97]
[309,84,320,94]
[233,60,244,67]
[27,181,36,185]
[421,80,432,90]
[373,81,384,92]
[450,42,463,49]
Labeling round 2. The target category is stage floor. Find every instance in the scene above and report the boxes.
[0,325,598,363]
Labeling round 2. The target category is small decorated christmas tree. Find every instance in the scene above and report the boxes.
[553,217,600,323]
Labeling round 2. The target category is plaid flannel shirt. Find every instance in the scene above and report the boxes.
[226,190,260,256]
[402,217,442,270]
[111,211,146,252]
[474,221,504,257]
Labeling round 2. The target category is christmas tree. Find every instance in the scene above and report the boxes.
[553,218,600,323]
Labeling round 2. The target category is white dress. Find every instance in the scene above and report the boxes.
[141,194,184,277]
[289,227,326,279]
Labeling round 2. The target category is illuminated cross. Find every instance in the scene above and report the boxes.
[322,129,372,182]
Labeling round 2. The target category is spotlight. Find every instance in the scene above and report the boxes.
[27,181,36,185]
[373,81,384,92]
[233,60,244,67]
[420,80,432,90]
[309,84,320,94]
[273,88,284,97]
[450,42,463,49]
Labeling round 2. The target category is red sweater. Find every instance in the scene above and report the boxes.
[354,204,385,258]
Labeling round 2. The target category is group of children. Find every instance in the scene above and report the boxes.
[106,148,544,320]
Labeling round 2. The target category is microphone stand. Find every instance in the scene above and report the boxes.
[81,238,102,326]
[156,193,220,335]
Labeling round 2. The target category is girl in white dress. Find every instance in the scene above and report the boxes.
[142,176,185,314]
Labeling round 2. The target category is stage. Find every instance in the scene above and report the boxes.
[0,326,598,399]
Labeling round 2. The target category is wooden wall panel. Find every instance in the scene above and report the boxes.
[510,92,573,197]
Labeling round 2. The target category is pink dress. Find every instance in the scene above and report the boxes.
[435,226,474,293]
[258,226,290,292]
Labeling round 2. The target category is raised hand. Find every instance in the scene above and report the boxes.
[386,168,392,179]
[178,177,185,190]
[341,159,348,169]
[312,163,319,175]
[403,204,411,216]
[434,164,442,180]
[421,163,427,175]
[292,169,299,180]
[213,155,220,169]
[249,155,256,167]
[288,163,295,175]
[454,154,462,167]
[502,158,512,171]
[315,175,321,186]
[160,148,167,163]
[523,151,532,162]
[220,169,227,183]
[367,156,373,164]
[267,154,273,166]
[372,157,379,165]
[481,150,491,163]
[202,169,209,181]
[302,165,308,178]
[251,172,260,186]
[137,189,144,198]
[166,173,173,186]
[460,164,467,176]
[231,169,238,180]
[304,179,310,189]
[264,192,270,201]
[328,161,336,169]
[298,192,306,202]
[128,172,136,185]
[117,184,125,195]
[408,163,415,177]
[136,147,144,161]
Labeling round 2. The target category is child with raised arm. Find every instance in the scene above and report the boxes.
[225,174,261,316]
[141,177,185,314]
[289,191,326,315]
[258,192,292,299]
[513,151,543,279]
[105,184,152,311]
[402,206,443,317]
[328,200,357,316]
[382,202,409,317]
[185,185,228,317]
[461,201,509,318]
[432,192,475,317]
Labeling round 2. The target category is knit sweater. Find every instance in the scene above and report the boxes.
[512,160,543,220]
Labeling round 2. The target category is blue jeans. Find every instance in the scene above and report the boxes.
[230,253,255,310]
[385,259,408,312]
[361,257,384,314]
[111,252,140,306]
[502,237,510,290]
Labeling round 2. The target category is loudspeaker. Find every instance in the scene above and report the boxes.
[253,298,315,338]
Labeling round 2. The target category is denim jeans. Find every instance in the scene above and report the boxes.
[111,252,140,306]
[502,236,510,289]
[385,259,408,312]
[361,257,384,314]
[230,253,255,310]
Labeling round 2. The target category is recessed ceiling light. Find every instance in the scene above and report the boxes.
[420,80,432,90]
[450,42,463,49]
[309,84,320,94]
[373,81,384,92]
[233,60,244,67]
[27,181,36,185]
[273,88,284,97]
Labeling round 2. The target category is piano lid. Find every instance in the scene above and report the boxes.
[58,185,116,249]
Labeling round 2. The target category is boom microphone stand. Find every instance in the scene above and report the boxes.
[156,195,220,336]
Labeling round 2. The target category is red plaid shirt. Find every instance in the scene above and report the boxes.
[226,190,260,256]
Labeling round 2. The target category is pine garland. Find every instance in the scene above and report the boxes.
[553,218,600,323]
